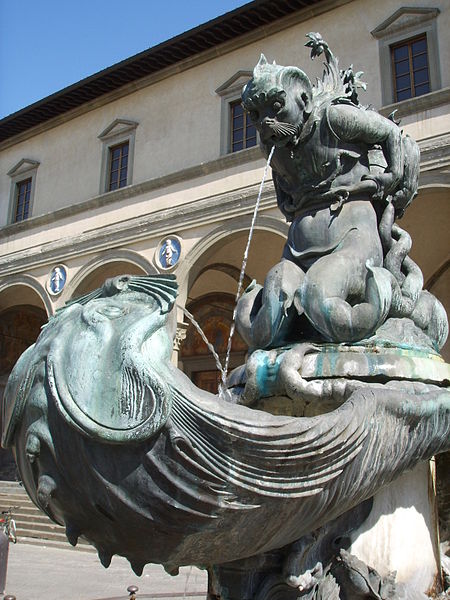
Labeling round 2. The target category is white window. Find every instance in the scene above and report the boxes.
[98,119,138,193]
[371,7,441,107]
[7,159,39,223]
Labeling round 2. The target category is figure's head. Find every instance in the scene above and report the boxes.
[242,55,313,148]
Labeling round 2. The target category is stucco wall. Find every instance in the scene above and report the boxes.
[0,0,448,229]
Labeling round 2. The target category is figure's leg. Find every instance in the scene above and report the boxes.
[301,250,391,343]
[236,259,305,349]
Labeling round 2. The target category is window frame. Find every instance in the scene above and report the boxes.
[229,99,257,153]
[372,7,441,107]
[107,140,130,192]
[98,119,138,194]
[7,159,39,225]
[215,70,258,155]
[14,177,33,222]
[391,34,431,102]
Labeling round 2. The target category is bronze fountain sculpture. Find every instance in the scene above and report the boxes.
[2,35,449,599]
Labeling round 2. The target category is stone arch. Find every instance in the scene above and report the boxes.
[180,293,247,393]
[400,186,449,359]
[0,274,52,316]
[0,304,46,377]
[191,263,252,291]
[400,187,449,286]
[0,283,48,480]
[426,259,450,363]
[66,249,156,300]
[177,215,288,297]
[177,216,287,389]
[0,278,48,381]
[418,173,450,190]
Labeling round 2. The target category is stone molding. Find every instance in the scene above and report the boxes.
[215,71,253,96]
[372,6,442,106]
[1,130,449,277]
[216,70,256,154]
[7,158,40,177]
[419,131,450,171]
[371,7,440,39]
[62,248,157,301]
[3,126,448,244]
[0,274,52,315]
[97,119,138,140]
[6,158,40,226]
[418,132,450,188]
[0,180,277,276]
[0,0,353,151]
[97,118,138,195]
[0,146,262,239]
[379,87,450,120]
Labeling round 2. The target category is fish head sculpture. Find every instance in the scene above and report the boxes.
[2,274,178,447]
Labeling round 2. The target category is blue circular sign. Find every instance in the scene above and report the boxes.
[158,237,181,269]
[48,265,67,295]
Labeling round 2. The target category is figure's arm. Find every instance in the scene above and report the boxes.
[328,104,403,198]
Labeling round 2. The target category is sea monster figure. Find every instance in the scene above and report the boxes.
[236,33,448,350]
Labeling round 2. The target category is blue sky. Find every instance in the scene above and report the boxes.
[0,1,250,119]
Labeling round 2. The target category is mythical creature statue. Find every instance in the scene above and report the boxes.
[2,275,450,599]
[236,33,448,351]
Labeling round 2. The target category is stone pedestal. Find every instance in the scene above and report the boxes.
[350,461,441,599]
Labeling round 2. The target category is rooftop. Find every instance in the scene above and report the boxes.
[0,0,324,143]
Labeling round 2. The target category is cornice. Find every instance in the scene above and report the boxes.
[0,146,262,238]
[0,0,352,151]
[1,129,448,276]
[419,132,450,170]
[0,180,277,276]
[379,87,450,120]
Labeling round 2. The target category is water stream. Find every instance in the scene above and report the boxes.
[178,146,275,401]
[179,305,226,379]
[221,145,275,398]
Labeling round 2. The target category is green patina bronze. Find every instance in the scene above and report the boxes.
[235,33,448,352]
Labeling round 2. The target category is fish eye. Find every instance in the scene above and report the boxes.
[249,110,259,122]
[96,305,125,319]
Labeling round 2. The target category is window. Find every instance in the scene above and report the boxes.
[391,36,430,102]
[215,70,258,155]
[230,100,257,152]
[98,119,138,194]
[108,141,129,191]
[7,158,39,224]
[14,178,32,222]
[371,7,441,106]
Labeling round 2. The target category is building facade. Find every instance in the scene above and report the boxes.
[0,0,449,423]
